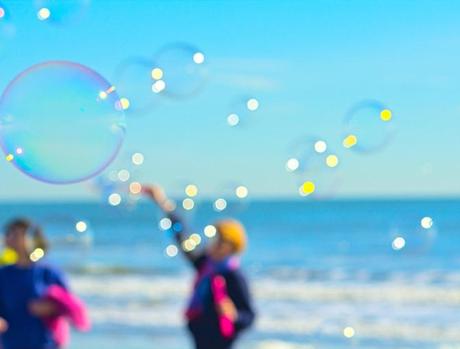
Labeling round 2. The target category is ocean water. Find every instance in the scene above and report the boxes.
[1,198,460,349]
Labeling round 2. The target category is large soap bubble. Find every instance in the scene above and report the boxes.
[0,61,126,184]
[342,100,395,153]
[151,43,208,99]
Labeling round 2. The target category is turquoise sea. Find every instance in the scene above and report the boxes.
[1,198,459,349]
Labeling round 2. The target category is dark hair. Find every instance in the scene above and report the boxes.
[4,218,31,235]
[4,218,49,252]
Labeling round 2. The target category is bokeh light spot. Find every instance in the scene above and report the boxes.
[299,181,316,196]
[193,52,205,64]
[131,152,144,166]
[152,80,166,93]
[129,182,142,195]
[190,233,202,245]
[343,134,358,149]
[37,7,51,21]
[392,236,406,250]
[108,193,122,206]
[227,113,240,127]
[117,169,130,182]
[380,109,392,122]
[286,158,300,172]
[159,218,172,231]
[165,244,178,257]
[182,198,195,210]
[151,67,164,80]
[214,198,227,211]
[247,98,259,111]
[75,221,87,233]
[30,248,45,262]
[185,184,199,197]
[421,216,433,229]
[204,225,217,238]
[326,155,339,168]
[314,140,327,153]
[343,326,355,338]
[235,185,249,199]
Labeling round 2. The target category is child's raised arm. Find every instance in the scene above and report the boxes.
[142,185,205,268]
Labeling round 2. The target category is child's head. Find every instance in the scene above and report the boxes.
[3,218,48,258]
[208,219,247,261]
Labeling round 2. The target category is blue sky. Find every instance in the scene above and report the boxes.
[0,0,459,201]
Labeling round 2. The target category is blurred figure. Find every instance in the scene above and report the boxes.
[0,218,90,349]
[144,185,255,349]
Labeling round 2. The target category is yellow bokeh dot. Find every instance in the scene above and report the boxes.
[300,181,316,196]
[326,155,339,168]
[343,326,355,338]
[151,67,163,80]
[380,109,392,122]
[5,154,14,162]
[119,97,130,110]
[185,184,198,197]
[343,134,358,149]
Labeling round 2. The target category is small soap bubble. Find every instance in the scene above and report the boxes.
[342,100,394,153]
[152,43,208,98]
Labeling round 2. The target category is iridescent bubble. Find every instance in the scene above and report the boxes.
[286,135,342,199]
[113,57,161,115]
[389,217,437,254]
[151,43,208,98]
[34,0,90,25]
[342,100,395,153]
[226,95,260,128]
[0,61,126,184]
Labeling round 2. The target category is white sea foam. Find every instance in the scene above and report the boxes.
[70,273,460,343]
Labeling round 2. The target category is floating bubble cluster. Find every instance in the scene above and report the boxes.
[287,99,395,198]
[286,136,342,198]
[0,61,126,184]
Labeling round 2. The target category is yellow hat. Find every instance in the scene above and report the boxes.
[215,219,247,253]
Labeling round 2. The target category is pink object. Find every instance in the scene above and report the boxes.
[43,285,91,347]
[211,275,235,339]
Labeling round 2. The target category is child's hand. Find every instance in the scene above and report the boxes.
[142,185,166,203]
[28,299,60,318]
[217,297,238,322]
[0,317,8,333]
[142,185,175,212]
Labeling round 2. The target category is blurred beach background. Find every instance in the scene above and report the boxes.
[1,1,460,348]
